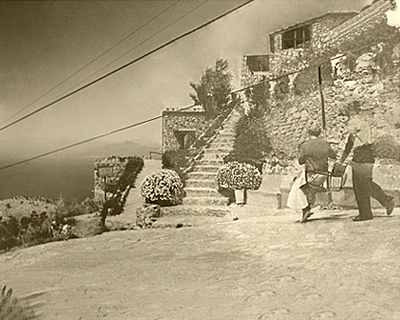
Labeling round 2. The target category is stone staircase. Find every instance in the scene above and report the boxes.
[183,109,241,206]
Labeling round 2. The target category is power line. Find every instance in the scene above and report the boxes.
[0,0,254,134]
[0,104,195,171]
[0,53,354,172]
[0,1,181,127]
[61,1,209,96]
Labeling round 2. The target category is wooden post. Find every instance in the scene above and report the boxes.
[318,65,332,204]
[318,66,326,138]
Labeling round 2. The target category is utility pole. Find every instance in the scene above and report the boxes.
[318,65,332,204]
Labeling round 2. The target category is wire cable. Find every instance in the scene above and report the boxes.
[0,104,195,171]
[0,0,254,134]
[0,52,358,172]
[61,1,209,96]
[0,1,181,127]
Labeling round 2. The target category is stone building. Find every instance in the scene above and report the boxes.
[161,106,212,153]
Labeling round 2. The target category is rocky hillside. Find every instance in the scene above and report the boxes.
[263,69,400,172]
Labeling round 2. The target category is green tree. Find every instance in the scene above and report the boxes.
[224,113,272,172]
[189,59,233,117]
[245,80,271,117]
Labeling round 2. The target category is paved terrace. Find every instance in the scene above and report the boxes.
[0,196,399,320]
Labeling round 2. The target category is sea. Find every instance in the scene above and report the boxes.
[0,156,95,200]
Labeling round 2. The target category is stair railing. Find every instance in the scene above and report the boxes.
[183,101,238,174]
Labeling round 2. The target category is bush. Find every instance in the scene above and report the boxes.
[0,217,20,251]
[217,161,262,190]
[0,286,36,320]
[372,134,400,161]
[140,169,185,206]
[225,114,272,172]
[54,196,100,218]
[162,149,188,185]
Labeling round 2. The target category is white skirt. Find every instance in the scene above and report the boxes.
[287,169,308,210]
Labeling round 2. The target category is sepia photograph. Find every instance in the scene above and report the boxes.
[0,0,399,319]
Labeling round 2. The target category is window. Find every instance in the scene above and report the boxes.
[174,130,196,149]
[282,26,311,49]
[246,55,269,73]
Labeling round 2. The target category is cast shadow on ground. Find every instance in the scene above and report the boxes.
[296,213,395,223]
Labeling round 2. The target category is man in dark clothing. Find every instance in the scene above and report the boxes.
[340,117,395,221]
[298,125,336,222]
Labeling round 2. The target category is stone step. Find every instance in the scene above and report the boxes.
[211,137,235,144]
[191,165,221,173]
[201,153,226,161]
[185,179,217,188]
[183,197,228,206]
[186,171,218,180]
[208,142,234,148]
[185,187,223,197]
[196,159,224,166]
[204,147,233,154]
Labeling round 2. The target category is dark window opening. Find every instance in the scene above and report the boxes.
[282,26,311,49]
[246,55,269,73]
[174,130,196,149]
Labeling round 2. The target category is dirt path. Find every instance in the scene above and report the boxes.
[1,205,399,320]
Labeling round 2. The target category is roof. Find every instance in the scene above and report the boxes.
[269,12,358,36]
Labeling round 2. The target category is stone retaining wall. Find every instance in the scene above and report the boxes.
[94,156,142,203]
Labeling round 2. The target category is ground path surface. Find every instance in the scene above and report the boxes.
[1,204,399,320]
[1,160,399,319]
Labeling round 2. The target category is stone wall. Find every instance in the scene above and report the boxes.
[268,0,396,93]
[264,70,400,170]
[94,156,142,203]
[320,0,394,51]
[162,108,211,153]
[269,13,358,77]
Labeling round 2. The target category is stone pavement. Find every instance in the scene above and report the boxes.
[0,203,399,320]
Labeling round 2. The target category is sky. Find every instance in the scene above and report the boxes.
[0,0,372,160]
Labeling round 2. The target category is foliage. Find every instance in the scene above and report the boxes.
[162,149,188,185]
[189,59,233,118]
[54,196,100,218]
[372,134,400,161]
[140,169,185,206]
[0,209,77,252]
[0,216,20,251]
[217,161,262,190]
[100,156,144,225]
[245,81,271,115]
[104,156,144,194]
[0,286,36,320]
[225,113,272,172]
[333,19,400,76]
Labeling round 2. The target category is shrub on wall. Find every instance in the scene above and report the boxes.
[225,113,272,172]
[161,149,188,185]
[140,169,184,206]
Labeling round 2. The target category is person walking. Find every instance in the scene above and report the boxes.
[339,116,395,221]
[287,124,336,222]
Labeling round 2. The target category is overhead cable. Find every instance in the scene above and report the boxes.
[0,0,254,134]
[0,53,355,172]
[0,1,181,127]
[61,1,209,96]
[0,104,191,171]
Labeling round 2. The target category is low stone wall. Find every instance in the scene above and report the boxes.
[94,156,143,203]
[260,162,400,210]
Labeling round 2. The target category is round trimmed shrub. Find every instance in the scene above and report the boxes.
[217,161,262,190]
[140,169,184,206]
